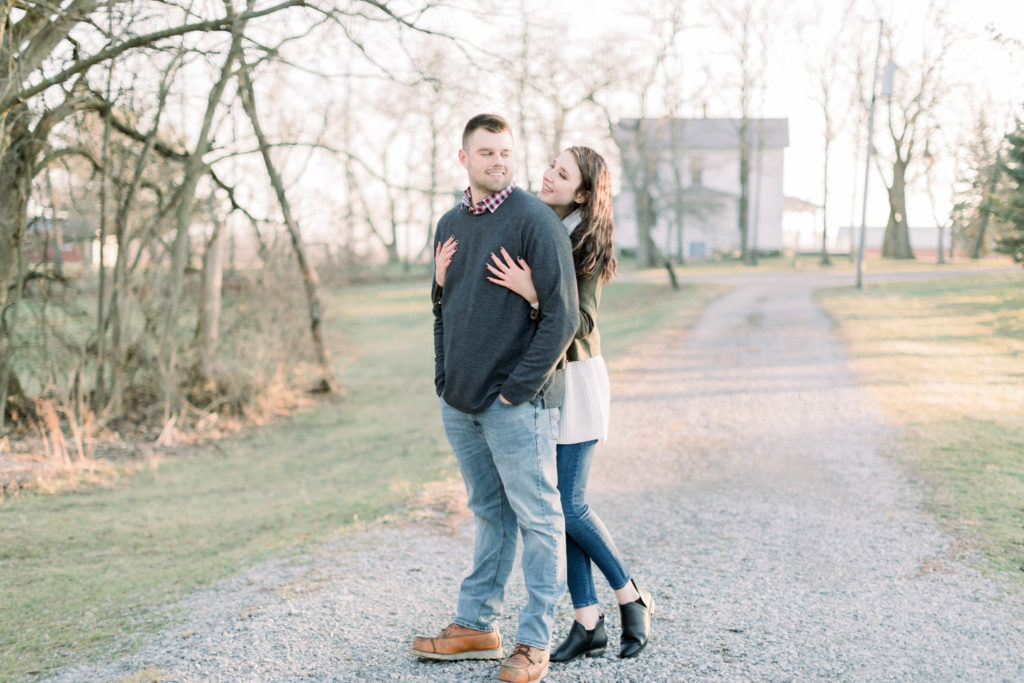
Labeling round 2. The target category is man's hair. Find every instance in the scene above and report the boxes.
[462,113,511,149]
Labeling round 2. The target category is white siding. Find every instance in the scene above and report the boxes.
[614,121,788,258]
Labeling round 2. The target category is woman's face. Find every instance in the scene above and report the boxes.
[538,150,587,218]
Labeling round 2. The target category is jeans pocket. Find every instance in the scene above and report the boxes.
[548,406,560,440]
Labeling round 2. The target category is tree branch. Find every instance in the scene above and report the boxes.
[1,0,307,115]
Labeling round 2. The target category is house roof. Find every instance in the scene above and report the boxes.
[784,196,821,213]
[615,117,790,150]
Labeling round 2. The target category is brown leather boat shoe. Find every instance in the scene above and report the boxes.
[411,622,503,660]
[497,643,549,682]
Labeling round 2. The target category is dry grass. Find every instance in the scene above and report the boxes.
[819,270,1024,581]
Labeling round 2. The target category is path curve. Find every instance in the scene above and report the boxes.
[51,271,1024,682]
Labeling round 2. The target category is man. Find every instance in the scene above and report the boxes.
[412,114,578,683]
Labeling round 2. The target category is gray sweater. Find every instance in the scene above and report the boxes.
[432,188,579,413]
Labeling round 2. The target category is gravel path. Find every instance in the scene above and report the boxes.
[50,272,1024,682]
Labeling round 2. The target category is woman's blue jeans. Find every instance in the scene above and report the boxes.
[556,439,631,609]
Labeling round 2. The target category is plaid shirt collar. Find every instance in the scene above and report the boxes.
[461,181,516,215]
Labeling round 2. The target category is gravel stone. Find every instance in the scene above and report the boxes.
[48,271,1024,682]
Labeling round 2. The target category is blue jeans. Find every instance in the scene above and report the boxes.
[557,440,631,609]
[440,397,566,649]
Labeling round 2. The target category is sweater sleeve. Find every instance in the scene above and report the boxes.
[499,212,579,405]
[575,271,599,340]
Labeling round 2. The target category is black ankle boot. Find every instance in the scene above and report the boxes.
[550,615,607,663]
[618,579,654,658]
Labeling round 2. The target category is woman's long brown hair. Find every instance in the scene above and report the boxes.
[567,146,617,283]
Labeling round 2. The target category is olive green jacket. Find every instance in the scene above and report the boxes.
[566,269,602,363]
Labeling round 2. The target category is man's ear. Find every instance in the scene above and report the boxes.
[458,148,468,169]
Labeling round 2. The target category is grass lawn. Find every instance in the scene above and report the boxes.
[0,273,720,680]
[819,270,1024,582]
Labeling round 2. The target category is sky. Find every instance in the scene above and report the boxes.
[209,0,1024,253]
[539,0,1024,233]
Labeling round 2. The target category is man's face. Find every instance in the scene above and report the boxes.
[459,128,515,202]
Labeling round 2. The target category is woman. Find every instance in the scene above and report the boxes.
[435,146,654,662]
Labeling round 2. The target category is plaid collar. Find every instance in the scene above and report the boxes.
[462,181,516,215]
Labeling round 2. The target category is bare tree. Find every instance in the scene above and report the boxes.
[195,199,227,381]
[970,148,1004,259]
[951,111,1006,259]
[800,1,859,266]
[502,5,614,181]
[105,56,181,414]
[511,0,539,192]
[951,27,1024,260]
[921,128,957,264]
[1,0,308,423]
[407,45,463,261]
[708,0,776,265]
[2,0,463,427]
[876,4,956,259]
[615,118,665,270]
[595,2,688,271]
[237,60,339,394]
[0,0,306,303]
[158,6,251,417]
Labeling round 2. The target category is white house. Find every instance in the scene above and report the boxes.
[613,117,789,260]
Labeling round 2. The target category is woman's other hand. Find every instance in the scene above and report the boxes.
[435,236,458,286]
[486,247,538,306]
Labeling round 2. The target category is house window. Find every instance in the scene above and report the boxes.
[690,156,703,185]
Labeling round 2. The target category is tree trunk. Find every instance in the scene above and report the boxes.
[0,215,28,427]
[751,132,763,265]
[662,254,679,290]
[94,72,114,409]
[970,156,1000,259]
[0,109,37,422]
[676,219,685,263]
[386,211,400,267]
[551,108,567,162]
[44,168,65,276]
[418,109,441,261]
[106,66,172,415]
[514,0,533,193]
[882,158,915,259]
[971,206,990,259]
[238,65,339,394]
[663,208,674,262]
[196,214,226,378]
[0,109,33,316]
[669,122,687,264]
[820,137,832,265]
[0,94,87,419]
[738,117,752,264]
[635,188,656,268]
[342,79,357,250]
[158,14,246,416]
